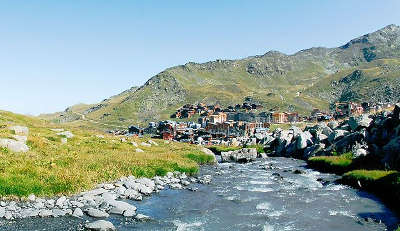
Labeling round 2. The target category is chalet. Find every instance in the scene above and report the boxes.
[272,112,287,124]
[209,112,227,124]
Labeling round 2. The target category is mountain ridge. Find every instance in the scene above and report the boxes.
[41,24,400,127]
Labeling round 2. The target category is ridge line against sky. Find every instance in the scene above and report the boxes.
[1,0,400,115]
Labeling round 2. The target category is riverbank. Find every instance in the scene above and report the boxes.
[2,157,398,231]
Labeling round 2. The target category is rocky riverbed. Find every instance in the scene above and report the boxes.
[0,158,398,231]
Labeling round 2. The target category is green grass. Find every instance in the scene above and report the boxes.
[245,144,265,154]
[185,151,215,164]
[0,110,213,197]
[208,145,242,155]
[307,152,353,174]
[343,170,397,181]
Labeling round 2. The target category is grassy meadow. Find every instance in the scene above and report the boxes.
[0,110,213,198]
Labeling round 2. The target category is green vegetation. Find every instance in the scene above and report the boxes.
[307,153,353,174]
[208,145,241,155]
[245,144,265,154]
[0,110,213,197]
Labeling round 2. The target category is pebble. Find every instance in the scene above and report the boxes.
[72,208,84,217]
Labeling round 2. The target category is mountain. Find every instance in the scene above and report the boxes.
[42,24,400,127]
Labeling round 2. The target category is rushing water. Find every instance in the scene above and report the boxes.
[1,157,398,231]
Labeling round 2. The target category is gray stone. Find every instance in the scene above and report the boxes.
[85,220,116,231]
[38,209,53,217]
[328,130,349,143]
[108,200,137,215]
[0,207,5,218]
[56,131,74,138]
[86,208,109,218]
[327,121,339,129]
[348,115,373,131]
[124,189,142,201]
[221,148,257,163]
[135,213,150,221]
[296,131,313,150]
[52,208,66,217]
[354,148,368,158]
[12,135,27,143]
[56,196,67,207]
[0,138,29,152]
[148,140,159,146]
[4,211,13,220]
[72,208,84,217]
[9,125,29,135]
[140,142,151,147]
[27,194,36,202]
[123,209,136,217]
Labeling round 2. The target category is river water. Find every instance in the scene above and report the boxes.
[1,157,398,231]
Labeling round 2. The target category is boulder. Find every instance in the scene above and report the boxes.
[353,148,368,158]
[72,208,83,217]
[9,126,29,135]
[85,220,116,231]
[0,138,29,152]
[108,201,137,215]
[296,131,313,150]
[348,115,373,131]
[86,208,109,218]
[303,143,326,159]
[148,140,158,146]
[56,131,74,138]
[140,142,151,147]
[200,147,217,163]
[328,130,349,143]
[382,136,400,169]
[221,148,257,163]
[327,121,339,130]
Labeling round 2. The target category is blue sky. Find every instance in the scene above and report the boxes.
[1,0,399,115]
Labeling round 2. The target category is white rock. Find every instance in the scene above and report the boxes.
[135,148,144,153]
[85,220,116,231]
[131,141,138,147]
[9,125,29,135]
[56,131,74,138]
[38,209,53,217]
[148,140,158,146]
[135,213,150,221]
[50,128,64,132]
[56,196,67,207]
[12,135,27,143]
[0,207,5,217]
[86,208,109,218]
[123,209,136,217]
[108,201,137,215]
[140,142,151,147]
[27,194,36,202]
[72,208,83,217]
[61,138,68,144]
[0,138,29,152]
[52,208,66,217]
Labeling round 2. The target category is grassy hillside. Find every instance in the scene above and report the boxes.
[41,24,400,127]
[0,110,212,197]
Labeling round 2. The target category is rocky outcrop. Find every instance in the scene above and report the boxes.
[0,126,30,152]
[221,148,257,163]
[264,107,400,171]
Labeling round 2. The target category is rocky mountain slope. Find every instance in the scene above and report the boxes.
[43,24,400,127]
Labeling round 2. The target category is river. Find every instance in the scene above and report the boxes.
[1,157,398,231]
